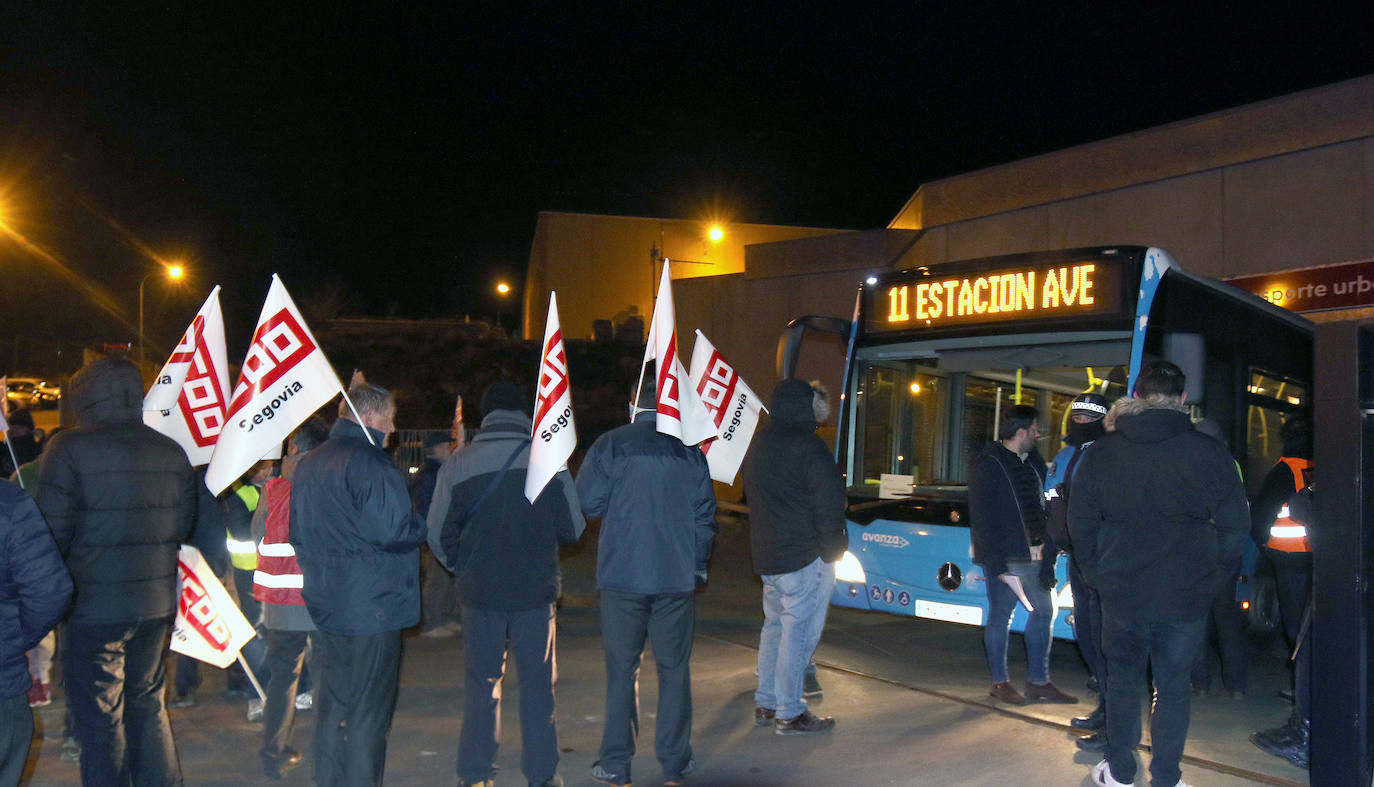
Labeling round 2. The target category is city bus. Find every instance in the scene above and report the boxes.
[778,246,1311,639]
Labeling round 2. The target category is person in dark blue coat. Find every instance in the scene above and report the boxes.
[576,381,716,787]
[0,480,72,786]
[289,383,426,787]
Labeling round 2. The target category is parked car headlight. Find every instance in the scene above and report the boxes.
[834,550,866,583]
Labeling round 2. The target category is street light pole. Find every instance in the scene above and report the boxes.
[139,264,185,368]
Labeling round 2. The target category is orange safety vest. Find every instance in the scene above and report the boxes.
[1267,457,1312,553]
[252,477,307,605]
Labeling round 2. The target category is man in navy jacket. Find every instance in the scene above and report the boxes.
[0,481,71,785]
[576,382,716,787]
[290,383,427,786]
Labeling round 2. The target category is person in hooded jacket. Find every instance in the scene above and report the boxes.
[1069,361,1249,787]
[37,357,200,786]
[0,480,72,786]
[741,378,846,735]
[289,383,427,787]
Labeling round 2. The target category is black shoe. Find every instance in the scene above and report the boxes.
[1251,715,1310,769]
[754,706,775,727]
[263,748,303,780]
[1071,706,1106,731]
[1076,732,1108,752]
[988,682,1028,705]
[168,691,196,709]
[802,672,823,697]
[774,710,835,735]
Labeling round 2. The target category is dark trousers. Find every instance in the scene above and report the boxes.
[458,604,558,784]
[64,616,182,787]
[1269,549,1311,647]
[1101,612,1205,787]
[1068,555,1105,688]
[0,693,33,787]
[313,629,402,787]
[1190,570,1247,693]
[261,628,313,765]
[228,569,270,694]
[598,590,695,784]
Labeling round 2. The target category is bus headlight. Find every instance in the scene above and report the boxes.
[835,550,866,583]
[1056,583,1074,609]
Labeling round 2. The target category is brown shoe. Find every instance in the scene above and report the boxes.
[1025,681,1079,703]
[754,706,775,727]
[989,681,1028,705]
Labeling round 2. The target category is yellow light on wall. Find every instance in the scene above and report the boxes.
[909,382,921,395]
[708,225,724,243]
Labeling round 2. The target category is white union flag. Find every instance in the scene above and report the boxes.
[526,292,576,503]
[144,286,231,467]
[688,330,765,484]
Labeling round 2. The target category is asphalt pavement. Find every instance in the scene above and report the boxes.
[21,519,1309,786]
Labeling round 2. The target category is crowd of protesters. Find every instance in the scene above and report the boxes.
[0,353,1318,786]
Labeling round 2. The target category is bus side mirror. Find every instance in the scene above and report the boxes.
[776,316,852,379]
[1163,332,1205,405]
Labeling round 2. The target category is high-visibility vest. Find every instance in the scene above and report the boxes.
[227,483,261,571]
[252,477,305,605]
[1267,457,1312,553]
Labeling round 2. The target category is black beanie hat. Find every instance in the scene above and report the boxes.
[480,382,527,417]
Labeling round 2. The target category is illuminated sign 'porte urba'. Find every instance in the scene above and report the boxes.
[1226,258,1374,314]
[866,258,1125,334]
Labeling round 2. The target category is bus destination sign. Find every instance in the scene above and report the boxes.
[865,257,1126,334]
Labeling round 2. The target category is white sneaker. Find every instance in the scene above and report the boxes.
[1091,759,1131,787]
[247,698,264,722]
[295,690,313,711]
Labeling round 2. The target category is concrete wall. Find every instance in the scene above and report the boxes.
[523,212,843,341]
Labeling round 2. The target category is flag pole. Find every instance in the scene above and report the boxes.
[3,437,22,489]
[339,388,377,447]
[236,652,267,702]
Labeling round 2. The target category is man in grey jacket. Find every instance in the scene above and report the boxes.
[576,381,716,787]
[427,382,583,787]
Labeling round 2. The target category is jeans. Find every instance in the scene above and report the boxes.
[598,591,695,784]
[458,604,559,785]
[64,616,182,787]
[313,629,402,787]
[1101,612,1205,787]
[756,557,834,719]
[983,560,1053,685]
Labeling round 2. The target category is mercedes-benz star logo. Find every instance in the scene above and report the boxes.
[937,562,963,591]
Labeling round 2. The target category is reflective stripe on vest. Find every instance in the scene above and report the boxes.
[252,477,306,606]
[1267,458,1312,553]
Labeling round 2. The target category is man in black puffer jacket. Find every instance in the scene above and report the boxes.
[38,357,199,786]
[1069,361,1248,787]
[741,378,847,735]
[0,480,72,785]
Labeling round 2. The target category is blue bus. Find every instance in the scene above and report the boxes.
[779,246,1311,639]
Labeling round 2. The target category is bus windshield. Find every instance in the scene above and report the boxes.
[851,359,1129,493]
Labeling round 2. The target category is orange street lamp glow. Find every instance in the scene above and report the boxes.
[496,281,511,295]
[167,264,185,280]
[708,225,724,243]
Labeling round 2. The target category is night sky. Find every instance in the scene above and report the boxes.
[2,3,1372,358]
